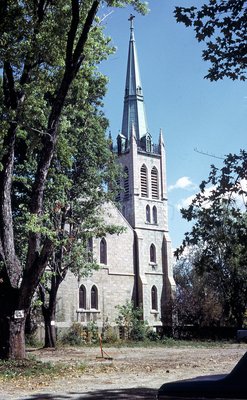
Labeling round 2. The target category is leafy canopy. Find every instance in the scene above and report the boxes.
[176,150,247,326]
[174,0,247,80]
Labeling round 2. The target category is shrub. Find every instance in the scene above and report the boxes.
[102,325,119,344]
[115,300,148,341]
[146,329,160,342]
[60,322,87,346]
[87,321,99,344]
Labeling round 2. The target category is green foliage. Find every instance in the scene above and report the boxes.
[60,321,99,345]
[25,334,42,348]
[146,329,160,342]
[102,325,120,344]
[176,150,247,327]
[173,249,223,327]
[87,321,99,343]
[174,1,247,81]
[115,300,148,341]
[60,323,87,346]
[0,358,59,380]
[0,0,149,359]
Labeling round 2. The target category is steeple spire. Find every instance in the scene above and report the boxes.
[121,15,149,145]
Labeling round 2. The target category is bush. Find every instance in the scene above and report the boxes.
[102,325,119,344]
[87,321,99,344]
[60,322,87,346]
[25,333,42,348]
[115,300,148,341]
[146,329,160,342]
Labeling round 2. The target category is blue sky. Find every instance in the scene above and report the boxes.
[98,1,246,249]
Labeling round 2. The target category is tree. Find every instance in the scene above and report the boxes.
[0,0,148,360]
[175,150,247,327]
[174,0,247,81]
[173,248,224,329]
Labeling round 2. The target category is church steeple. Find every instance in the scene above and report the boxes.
[121,15,149,146]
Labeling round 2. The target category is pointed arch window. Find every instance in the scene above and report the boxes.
[146,205,151,223]
[100,238,107,265]
[150,244,156,263]
[91,285,98,309]
[151,167,159,199]
[151,286,158,310]
[140,164,148,197]
[123,166,129,199]
[153,206,157,224]
[79,285,86,309]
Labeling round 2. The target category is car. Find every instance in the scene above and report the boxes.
[237,329,247,343]
[157,351,247,399]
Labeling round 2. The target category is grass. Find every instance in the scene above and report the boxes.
[0,356,86,381]
[100,337,235,349]
[0,340,236,382]
[0,358,59,380]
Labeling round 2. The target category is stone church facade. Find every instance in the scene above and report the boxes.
[56,17,175,333]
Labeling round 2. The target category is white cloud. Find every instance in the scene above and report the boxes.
[176,194,196,211]
[176,180,247,212]
[168,176,196,192]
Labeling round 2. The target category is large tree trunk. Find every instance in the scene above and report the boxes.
[9,316,27,360]
[0,309,27,360]
[43,308,57,348]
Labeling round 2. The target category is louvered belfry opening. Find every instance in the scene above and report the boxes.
[123,166,129,199]
[151,167,158,199]
[115,176,121,202]
[140,164,148,197]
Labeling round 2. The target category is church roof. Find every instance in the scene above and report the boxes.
[121,15,149,143]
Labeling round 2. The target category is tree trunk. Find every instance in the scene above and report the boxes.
[9,316,26,359]
[43,308,56,348]
[0,300,26,359]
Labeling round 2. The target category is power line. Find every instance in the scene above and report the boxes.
[194,147,224,160]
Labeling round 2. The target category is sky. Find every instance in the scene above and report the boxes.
[98,0,246,249]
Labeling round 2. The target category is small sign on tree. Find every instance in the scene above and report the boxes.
[14,310,24,319]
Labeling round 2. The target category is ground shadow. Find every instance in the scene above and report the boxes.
[18,387,157,399]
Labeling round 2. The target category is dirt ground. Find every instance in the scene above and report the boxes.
[1,343,247,400]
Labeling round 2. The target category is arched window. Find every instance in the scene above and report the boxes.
[146,205,151,223]
[150,244,156,263]
[153,206,157,224]
[151,286,158,310]
[79,285,86,309]
[151,167,159,199]
[123,166,129,199]
[140,164,148,197]
[100,238,107,264]
[91,285,98,309]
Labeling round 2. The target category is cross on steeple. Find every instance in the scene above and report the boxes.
[128,14,135,30]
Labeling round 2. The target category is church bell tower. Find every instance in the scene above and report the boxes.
[115,16,175,329]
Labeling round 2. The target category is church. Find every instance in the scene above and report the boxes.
[56,17,175,334]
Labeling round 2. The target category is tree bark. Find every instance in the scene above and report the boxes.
[43,308,57,348]
[0,0,100,360]
[9,316,26,360]
[40,258,66,348]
